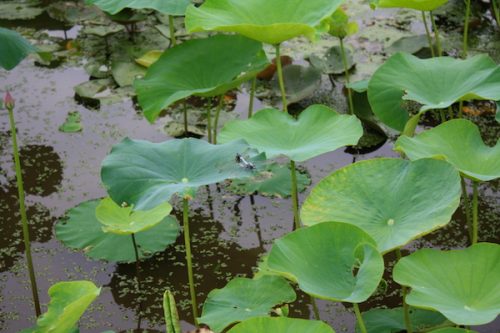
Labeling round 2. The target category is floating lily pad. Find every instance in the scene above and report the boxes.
[395,119,500,181]
[185,0,344,44]
[47,2,100,24]
[387,35,432,55]
[95,197,172,235]
[309,45,355,75]
[74,78,115,100]
[82,24,125,37]
[134,35,269,122]
[227,317,335,333]
[101,138,260,210]
[219,105,362,162]
[301,158,461,253]
[55,200,180,263]
[86,0,190,15]
[59,111,82,133]
[358,307,447,333]
[199,276,296,332]
[0,27,37,70]
[393,243,500,325]
[229,162,311,198]
[0,2,44,20]
[268,222,384,303]
[135,50,162,68]
[371,0,448,11]
[111,61,146,87]
[368,53,500,131]
[21,281,100,333]
[271,65,322,104]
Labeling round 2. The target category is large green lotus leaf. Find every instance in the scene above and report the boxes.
[185,0,344,45]
[393,243,500,325]
[86,0,190,15]
[372,0,448,11]
[227,317,335,333]
[428,329,478,333]
[95,197,172,235]
[367,53,500,131]
[31,281,100,333]
[301,158,461,253]
[199,275,296,332]
[268,222,384,303]
[358,307,447,333]
[0,27,37,70]
[55,200,180,263]
[134,35,269,123]
[395,119,500,182]
[218,105,362,162]
[101,138,258,210]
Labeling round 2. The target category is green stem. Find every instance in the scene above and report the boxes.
[422,11,436,57]
[493,0,500,28]
[458,101,464,118]
[396,249,413,333]
[472,181,479,244]
[183,101,188,136]
[311,296,320,320]
[463,0,471,58]
[206,98,212,143]
[439,109,446,123]
[131,233,141,290]
[168,15,176,47]
[248,77,257,118]
[339,38,354,115]
[460,177,473,241]
[447,105,453,119]
[212,94,225,144]
[8,106,41,317]
[353,303,367,333]
[290,160,301,230]
[274,44,288,113]
[183,198,198,324]
[430,12,442,56]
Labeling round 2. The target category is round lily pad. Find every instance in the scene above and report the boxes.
[199,275,296,332]
[227,317,335,333]
[271,65,322,104]
[393,243,500,325]
[0,2,44,20]
[218,105,363,162]
[0,27,37,70]
[368,53,500,131]
[86,0,190,15]
[55,200,180,263]
[111,61,146,87]
[371,0,448,11]
[185,0,344,44]
[395,119,500,182]
[268,222,384,303]
[134,35,269,122]
[301,158,461,253]
[309,46,354,75]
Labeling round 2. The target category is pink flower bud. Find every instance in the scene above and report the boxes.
[4,91,15,109]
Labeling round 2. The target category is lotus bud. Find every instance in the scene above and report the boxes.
[4,91,14,110]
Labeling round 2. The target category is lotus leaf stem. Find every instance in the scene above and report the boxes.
[422,11,436,57]
[460,177,473,241]
[290,160,301,230]
[131,233,141,289]
[458,101,464,118]
[339,38,354,115]
[206,98,213,143]
[183,101,188,136]
[396,248,413,333]
[353,303,367,333]
[168,15,177,47]
[212,94,225,144]
[275,44,288,113]
[310,296,320,320]
[439,109,446,123]
[8,104,41,317]
[430,12,442,57]
[463,0,471,58]
[183,198,199,324]
[447,105,453,119]
[472,181,479,244]
[248,77,257,118]
[493,0,500,28]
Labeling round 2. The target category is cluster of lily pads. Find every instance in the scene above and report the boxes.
[1,0,500,332]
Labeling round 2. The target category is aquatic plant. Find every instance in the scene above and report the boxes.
[0,27,37,70]
[227,317,335,333]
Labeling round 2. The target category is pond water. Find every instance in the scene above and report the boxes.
[1,1,499,332]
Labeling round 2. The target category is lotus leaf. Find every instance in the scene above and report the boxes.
[309,46,354,75]
[227,317,335,333]
[86,0,190,15]
[55,200,180,262]
[81,24,124,37]
[199,275,296,332]
[134,35,269,122]
[428,329,477,333]
[327,8,359,39]
[95,197,172,234]
[358,307,447,333]
[218,105,363,162]
[59,112,83,133]
[268,222,384,303]
[185,0,344,45]
[368,53,500,131]
[271,65,322,104]
[301,158,461,253]
[395,119,500,182]
[27,281,100,333]
[0,2,44,20]
[387,35,432,55]
[111,61,145,87]
[101,138,259,210]
[135,50,162,67]
[0,27,37,70]
[393,243,500,325]
[371,0,448,11]
[164,290,181,333]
